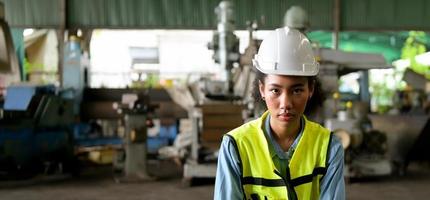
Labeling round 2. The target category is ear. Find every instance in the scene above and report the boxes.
[259,80,265,99]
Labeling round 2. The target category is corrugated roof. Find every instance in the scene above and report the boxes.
[1,0,429,30]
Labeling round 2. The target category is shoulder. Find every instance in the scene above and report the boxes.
[226,118,261,140]
[303,119,331,140]
[220,134,239,152]
[305,118,330,132]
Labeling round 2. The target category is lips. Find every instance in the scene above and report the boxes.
[277,112,295,121]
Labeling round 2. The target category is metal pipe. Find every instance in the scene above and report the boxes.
[58,0,66,87]
[215,0,235,94]
[332,0,340,49]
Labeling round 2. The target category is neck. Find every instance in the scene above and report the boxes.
[269,117,301,151]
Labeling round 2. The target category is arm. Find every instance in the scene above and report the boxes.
[214,136,244,200]
[320,136,345,200]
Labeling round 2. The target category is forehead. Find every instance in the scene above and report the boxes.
[263,74,308,86]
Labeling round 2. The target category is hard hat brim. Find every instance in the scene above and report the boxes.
[253,59,319,76]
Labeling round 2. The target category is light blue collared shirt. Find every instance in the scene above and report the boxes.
[214,115,345,200]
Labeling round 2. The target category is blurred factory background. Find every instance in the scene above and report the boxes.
[0,0,429,199]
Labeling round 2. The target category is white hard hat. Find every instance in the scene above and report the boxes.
[284,6,309,29]
[253,27,319,76]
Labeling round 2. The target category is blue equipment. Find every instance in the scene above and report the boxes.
[0,85,78,179]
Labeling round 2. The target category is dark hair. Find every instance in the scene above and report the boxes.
[252,70,325,116]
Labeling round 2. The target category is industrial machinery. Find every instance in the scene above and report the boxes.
[316,48,394,178]
[0,86,156,181]
[206,0,240,97]
[174,1,246,183]
[0,85,77,179]
[0,4,77,179]
[368,114,428,176]
[0,1,180,181]
[368,68,429,175]
[325,104,392,178]
[79,88,155,181]
[113,90,155,181]
[0,14,156,180]
[61,30,159,181]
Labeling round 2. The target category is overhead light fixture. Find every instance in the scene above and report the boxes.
[23,28,34,37]
[77,29,83,37]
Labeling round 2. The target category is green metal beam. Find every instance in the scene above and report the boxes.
[308,31,430,62]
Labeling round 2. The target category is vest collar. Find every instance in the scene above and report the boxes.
[261,111,305,159]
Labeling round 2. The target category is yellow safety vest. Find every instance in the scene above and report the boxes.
[227,111,331,200]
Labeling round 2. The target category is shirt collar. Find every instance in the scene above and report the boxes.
[263,114,304,159]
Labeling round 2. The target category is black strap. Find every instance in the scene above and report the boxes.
[326,132,334,167]
[242,166,326,187]
[291,167,327,187]
[241,177,285,187]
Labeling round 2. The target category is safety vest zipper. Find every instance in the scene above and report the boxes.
[274,168,298,200]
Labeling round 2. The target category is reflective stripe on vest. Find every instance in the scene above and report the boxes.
[227,111,331,200]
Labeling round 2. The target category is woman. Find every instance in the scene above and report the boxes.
[214,27,345,200]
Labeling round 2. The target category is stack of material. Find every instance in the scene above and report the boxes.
[200,103,244,150]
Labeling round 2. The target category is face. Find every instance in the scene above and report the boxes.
[259,74,314,128]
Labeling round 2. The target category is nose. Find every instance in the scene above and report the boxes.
[280,92,293,111]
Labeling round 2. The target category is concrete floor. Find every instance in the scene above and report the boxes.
[1,160,429,200]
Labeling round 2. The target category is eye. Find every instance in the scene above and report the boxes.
[270,88,280,95]
[293,88,304,95]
